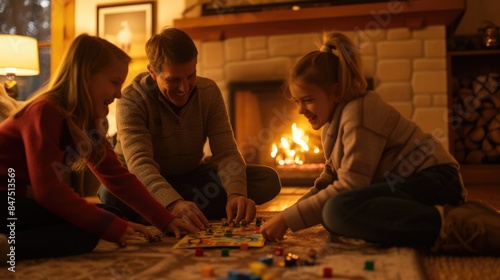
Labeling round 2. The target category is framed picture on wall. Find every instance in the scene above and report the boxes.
[97,1,155,58]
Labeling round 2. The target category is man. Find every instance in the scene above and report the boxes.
[98,27,281,230]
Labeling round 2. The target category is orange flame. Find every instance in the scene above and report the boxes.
[270,123,320,165]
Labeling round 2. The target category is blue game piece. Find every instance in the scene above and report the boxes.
[258,255,273,266]
[228,270,260,280]
[255,217,262,227]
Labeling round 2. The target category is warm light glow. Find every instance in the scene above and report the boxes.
[280,137,290,149]
[292,123,310,152]
[270,123,321,166]
[0,34,40,76]
[270,144,278,158]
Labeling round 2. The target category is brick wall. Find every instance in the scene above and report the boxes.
[195,25,450,150]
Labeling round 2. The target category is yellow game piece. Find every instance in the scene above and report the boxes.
[249,261,267,276]
[262,272,275,280]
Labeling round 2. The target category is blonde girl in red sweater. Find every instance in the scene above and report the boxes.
[0,34,196,260]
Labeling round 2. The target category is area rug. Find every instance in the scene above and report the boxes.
[2,211,499,280]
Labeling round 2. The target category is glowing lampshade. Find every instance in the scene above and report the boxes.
[0,34,40,76]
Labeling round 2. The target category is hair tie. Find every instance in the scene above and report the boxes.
[320,44,336,53]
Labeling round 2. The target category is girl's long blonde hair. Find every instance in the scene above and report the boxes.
[15,34,131,171]
[0,85,18,121]
[287,31,367,101]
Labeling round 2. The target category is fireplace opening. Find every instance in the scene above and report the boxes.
[228,81,324,186]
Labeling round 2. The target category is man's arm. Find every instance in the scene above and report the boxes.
[115,82,183,207]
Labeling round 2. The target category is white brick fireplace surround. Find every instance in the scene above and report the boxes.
[194,25,450,149]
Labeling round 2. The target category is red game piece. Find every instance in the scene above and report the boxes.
[274,246,283,256]
[323,267,333,278]
[240,241,249,250]
[195,247,204,257]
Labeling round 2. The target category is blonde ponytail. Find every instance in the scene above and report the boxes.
[322,31,367,101]
[288,31,367,102]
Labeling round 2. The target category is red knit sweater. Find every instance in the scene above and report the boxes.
[0,97,175,243]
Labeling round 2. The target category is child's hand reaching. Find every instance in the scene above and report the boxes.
[260,212,289,242]
[118,221,155,246]
[165,217,199,238]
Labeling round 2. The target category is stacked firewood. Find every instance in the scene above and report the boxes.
[451,73,500,164]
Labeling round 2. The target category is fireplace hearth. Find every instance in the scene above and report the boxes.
[229,81,323,186]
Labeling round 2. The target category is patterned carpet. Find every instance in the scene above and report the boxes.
[2,212,499,280]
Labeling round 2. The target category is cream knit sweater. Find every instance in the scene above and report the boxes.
[283,91,459,232]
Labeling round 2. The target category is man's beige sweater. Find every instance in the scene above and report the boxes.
[114,73,247,207]
[284,91,460,232]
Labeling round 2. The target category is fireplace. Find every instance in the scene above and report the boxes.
[229,81,324,186]
[175,0,471,182]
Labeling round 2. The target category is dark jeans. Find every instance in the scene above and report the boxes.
[97,164,281,222]
[0,192,114,260]
[322,164,466,247]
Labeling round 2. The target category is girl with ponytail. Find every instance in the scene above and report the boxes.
[261,31,500,256]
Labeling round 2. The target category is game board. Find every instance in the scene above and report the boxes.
[173,221,265,249]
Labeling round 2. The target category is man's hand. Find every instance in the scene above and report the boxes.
[260,212,289,242]
[168,200,210,230]
[226,194,256,225]
[164,217,199,238]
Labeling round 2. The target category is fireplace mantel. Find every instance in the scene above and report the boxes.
[173,0,465,41]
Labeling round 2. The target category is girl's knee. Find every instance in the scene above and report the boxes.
[322,195,346,233]
[322,191,360,234]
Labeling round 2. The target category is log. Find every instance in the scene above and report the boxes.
[465,137,480,150]
[476,116,488,127]
[463,110,480,123]
[469,127,485,142]
[488,129,500,144]
[458,88,474,100]
[481,108,497,122]
[463,123,475,136]
[491,94,500,108]
[476,86,491,100]
[482,138,495,153]
[489,118,500,131]
[465,150,485,163]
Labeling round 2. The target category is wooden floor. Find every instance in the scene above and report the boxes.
[257,184,500,212]
[87,185,499,212]
[256,186,308,212]
[465,185,500,210]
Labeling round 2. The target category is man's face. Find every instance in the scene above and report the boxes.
[149,57,197,107]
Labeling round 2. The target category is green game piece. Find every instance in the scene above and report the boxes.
[221,248,230,257]
[364,260,375,271]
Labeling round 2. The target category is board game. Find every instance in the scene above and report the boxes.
[173,220,265,249]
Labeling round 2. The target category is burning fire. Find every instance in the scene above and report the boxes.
[270,123,321,165]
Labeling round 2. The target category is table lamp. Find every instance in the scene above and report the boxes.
[0,34,40,100]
